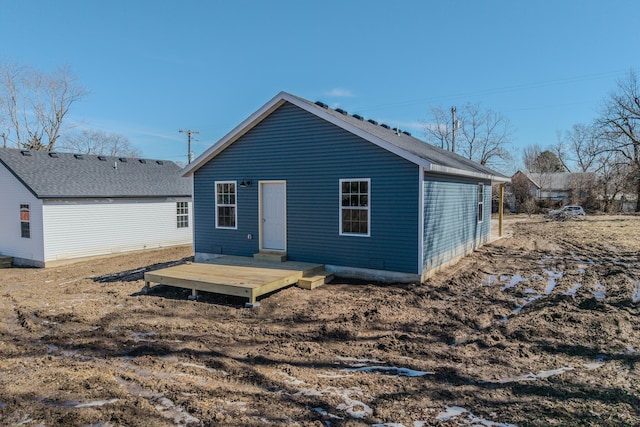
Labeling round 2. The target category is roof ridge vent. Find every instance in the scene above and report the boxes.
[367,119,378,125]
[74,154,84,159]
[402,130,412,136]
[380,123,390,129]
[156,160,164,165]
[352,114,364,121]
[97,155,106,161]
[335,108,348,115]
[139,159,147,164]
[119,157,127,162]
[20,149,31,156]
[315,101,329,109]
[48,152,59,158]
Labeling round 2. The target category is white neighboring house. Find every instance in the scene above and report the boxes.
[0,148,192,267]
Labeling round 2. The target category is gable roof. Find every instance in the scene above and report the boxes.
[520,171,596,191]
[0,148,192,199]
[182,91,510,183]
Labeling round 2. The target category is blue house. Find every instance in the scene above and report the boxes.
[182,92,509,283]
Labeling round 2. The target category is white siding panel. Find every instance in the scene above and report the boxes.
[42,199,192,262]
[0,164,45,264]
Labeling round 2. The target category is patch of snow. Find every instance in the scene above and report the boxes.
[435,405,517,426]
[297,386,372,419]
[583,362,605,370]
[497,367,574,383]
[436,406,467,421]
[593,283,606,300]
[501,274,527,291]
[131,331,157,342]
[74,398,119,408]
[524,288,537,294]
[313,407,343,420]
[632,281,640,303]
[343,365,433,377]
[562,284,582,296]
[626,347,637,355]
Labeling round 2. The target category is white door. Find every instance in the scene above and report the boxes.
[260,181,286,251]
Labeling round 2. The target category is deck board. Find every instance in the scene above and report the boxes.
[143,256,323,304]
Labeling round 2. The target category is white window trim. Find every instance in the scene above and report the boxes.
[20,203,31,239]
[477,183,484,223]
[215,180,238,229]
[339,178,371,237]
[176,201,189,229]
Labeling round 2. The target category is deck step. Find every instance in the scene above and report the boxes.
[0,255,12,269]
[253,251,287,262]
[297,271,334,290]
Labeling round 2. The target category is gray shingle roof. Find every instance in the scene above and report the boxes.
[0,148,192,199]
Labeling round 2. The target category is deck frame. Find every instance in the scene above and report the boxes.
[143,256,324,303]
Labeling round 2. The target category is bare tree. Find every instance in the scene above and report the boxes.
[523,144,543,172]
[423,103,514,168]
[596,70,640,211]
[555,123,603,172]
[422,107,453,151]
[0,62,86,151]
[60,129,141,157]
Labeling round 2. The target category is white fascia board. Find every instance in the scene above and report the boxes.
[181,92,290,177]
[428,164,511,183]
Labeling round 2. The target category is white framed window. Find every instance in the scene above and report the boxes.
[176,202,189,228]
[477,183,484,223]
[20,204,30,238]
[215,181,237,229]
[340,178,370,236]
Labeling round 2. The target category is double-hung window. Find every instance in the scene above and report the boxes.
[215,181,237,229]
[176,202,189,228]
[20,204,30,238]
[340,179,370,236]
[477,183,484,223]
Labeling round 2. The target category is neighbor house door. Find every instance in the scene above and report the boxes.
[259,181,286,251]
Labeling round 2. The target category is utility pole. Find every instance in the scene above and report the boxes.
[451,106,456,153]
[179,129,199,164]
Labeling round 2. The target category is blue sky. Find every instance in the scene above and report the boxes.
[1,0,638,173]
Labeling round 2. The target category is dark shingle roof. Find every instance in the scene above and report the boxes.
[0,148,191,199]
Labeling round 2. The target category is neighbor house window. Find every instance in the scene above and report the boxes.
[340,179,370,236]
[477,183,484,222]
[176,202,189,228]
[20,204,30,238]
[215,181,237,229]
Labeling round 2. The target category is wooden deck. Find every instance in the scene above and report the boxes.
[143,256,327,304]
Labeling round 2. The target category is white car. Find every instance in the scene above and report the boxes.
[548,205,586,217]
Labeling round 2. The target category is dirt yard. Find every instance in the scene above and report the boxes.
[0,215,639,426]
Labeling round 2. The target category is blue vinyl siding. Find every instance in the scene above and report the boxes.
[423,174,491,271]
[194,102,419,274]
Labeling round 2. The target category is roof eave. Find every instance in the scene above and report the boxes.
[429,164,511,183]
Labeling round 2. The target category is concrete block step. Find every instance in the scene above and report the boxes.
[297,271,334,290]
[253,252,287,262]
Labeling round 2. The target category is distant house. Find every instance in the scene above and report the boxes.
[510,171,595,205]
[0,148,192,267]
[182,92,509,282]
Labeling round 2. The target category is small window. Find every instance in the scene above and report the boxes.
[340,179,370,236]
[176,202,189,228]
[215,181,237,229]
[20,204,30,238]
[477,183,484,223]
